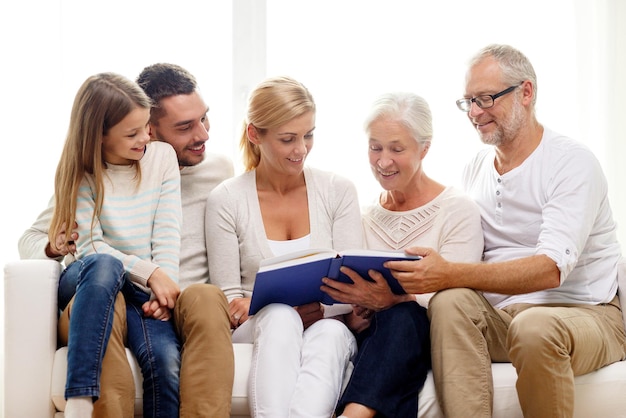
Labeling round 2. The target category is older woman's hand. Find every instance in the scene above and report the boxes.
[321,266,400,311]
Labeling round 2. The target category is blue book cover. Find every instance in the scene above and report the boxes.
[248,248,420,315]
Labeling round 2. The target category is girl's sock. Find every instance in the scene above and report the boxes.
[64,396,94,418]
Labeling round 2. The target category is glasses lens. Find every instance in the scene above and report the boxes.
[475,96,494,109]
[456,99,471,112]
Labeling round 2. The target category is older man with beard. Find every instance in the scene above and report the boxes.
[383,44,625,418]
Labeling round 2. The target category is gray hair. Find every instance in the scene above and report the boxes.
[470,44,538,106]
[364,92,433,145]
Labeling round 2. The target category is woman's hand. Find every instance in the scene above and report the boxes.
[229,297,251,329]
[345,307,373,334]
[321,266,400,311]
[295,302,324,329]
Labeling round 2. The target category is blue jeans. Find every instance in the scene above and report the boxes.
[337,301,431,417]
[122,279,181,418]
[58,254,181,418]
[58,253,125,399]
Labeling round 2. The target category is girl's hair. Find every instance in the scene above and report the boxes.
[364,92,433,146]
[239,76,315,171]
[48,72,152,248]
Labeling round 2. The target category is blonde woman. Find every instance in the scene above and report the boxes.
[206,76,361,417]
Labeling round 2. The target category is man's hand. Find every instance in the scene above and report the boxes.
[46,222,79,257]
[295,302,324,329]
[142,300,172,321]
[384,247,450,294]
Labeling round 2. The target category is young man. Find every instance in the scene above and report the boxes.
[19,63,235,417]
[137,63,235,417]
[385,44,625,418]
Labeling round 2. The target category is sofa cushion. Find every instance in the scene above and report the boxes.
[51,344,626,418]
[52,344,254,417]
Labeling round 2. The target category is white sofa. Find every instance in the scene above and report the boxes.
[4,258,626,418]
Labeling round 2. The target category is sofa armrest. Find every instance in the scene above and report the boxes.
[4,260,61,418]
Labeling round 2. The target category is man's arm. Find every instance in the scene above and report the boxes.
[18,197,77,260]
[386,247,560,295]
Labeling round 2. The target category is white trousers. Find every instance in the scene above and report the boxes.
[232,303,357,418]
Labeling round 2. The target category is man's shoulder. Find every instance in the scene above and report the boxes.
[145,140,177,160]
[203,151,235,170]
[540,128,599,169]
[542,128,589,152]
[182,152,234,181]
[180,152,236,201]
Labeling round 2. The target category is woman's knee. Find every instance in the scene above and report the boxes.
[254,304,304,341]
[305,319,356,356]
[377,302,429,342]
[256,303,301,325]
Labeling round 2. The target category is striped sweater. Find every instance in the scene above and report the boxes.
[74,141,182,292]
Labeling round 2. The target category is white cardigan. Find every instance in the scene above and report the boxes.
[205,166,364,301]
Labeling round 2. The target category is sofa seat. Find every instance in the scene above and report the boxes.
[5,259,626,418]
[50,345,253,418]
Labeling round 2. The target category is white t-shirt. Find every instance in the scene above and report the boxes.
[462,127,621,308]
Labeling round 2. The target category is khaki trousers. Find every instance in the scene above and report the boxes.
[59,283,234,418]
[428,288,626,418]
[174,283,235,418]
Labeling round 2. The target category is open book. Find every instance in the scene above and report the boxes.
[248,248,421,315]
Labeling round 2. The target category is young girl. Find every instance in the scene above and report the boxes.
[48,72,183,418]
[206,76,361,417]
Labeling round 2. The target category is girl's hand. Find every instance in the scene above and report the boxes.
[144,268,180,318]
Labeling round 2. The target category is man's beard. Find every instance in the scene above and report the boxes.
[479,95,525,147]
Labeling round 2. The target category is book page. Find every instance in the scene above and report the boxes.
[339,248,422,260]
[258,248,338,272]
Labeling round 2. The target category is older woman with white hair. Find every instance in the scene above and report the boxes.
[322,92,484,418]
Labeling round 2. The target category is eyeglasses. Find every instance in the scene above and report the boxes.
[456,83,523,112]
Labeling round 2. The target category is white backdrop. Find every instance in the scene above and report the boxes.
[1,0,625,412]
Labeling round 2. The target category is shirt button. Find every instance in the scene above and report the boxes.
[496,191,500,196]
[566,249,571,255]
[497,178,502,183]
